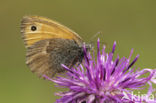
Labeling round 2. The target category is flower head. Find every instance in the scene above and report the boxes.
[45,39,156,103]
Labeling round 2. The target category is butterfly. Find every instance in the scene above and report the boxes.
[21,16,89,78]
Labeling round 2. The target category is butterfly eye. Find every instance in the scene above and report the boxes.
[31,26,37,31]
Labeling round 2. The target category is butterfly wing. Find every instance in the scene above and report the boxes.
[26,39,84,78]
[21,16,83,47]
[21,16,84,78]
[25,39,52,77]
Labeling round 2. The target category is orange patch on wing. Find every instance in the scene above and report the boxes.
[21,16,83,47]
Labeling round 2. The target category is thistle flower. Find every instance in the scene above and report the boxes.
[44,39,156,103]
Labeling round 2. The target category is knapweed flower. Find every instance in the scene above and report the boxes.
[45,39,156,103]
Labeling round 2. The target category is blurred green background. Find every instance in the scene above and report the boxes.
[1,0,156,103]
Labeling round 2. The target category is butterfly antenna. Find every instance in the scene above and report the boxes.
[89,31,102,43]
[88,31,102,49]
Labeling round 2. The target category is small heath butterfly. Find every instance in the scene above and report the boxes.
[21,16,89,78]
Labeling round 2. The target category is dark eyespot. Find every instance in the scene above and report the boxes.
[31,26,37,31]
